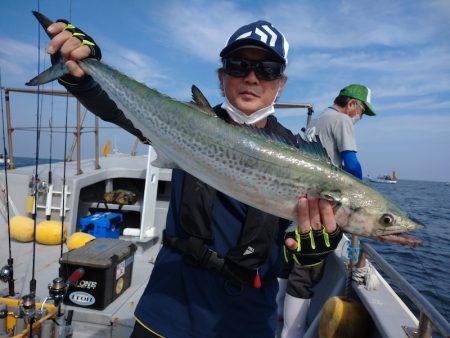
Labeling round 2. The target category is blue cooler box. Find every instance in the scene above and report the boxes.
[79,212,123,238]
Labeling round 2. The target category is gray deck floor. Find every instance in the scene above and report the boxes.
[0,226,159,337]
[0,154,161,337]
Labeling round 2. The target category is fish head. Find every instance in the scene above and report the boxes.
[322,190,424,246]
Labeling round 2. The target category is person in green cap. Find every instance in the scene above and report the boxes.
[276,84,376,338]
[307,83,376,178]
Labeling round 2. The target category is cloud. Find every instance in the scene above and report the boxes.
[283,44,450,117]
[0,38,38,85]
[142,1,254,63]
[289,46,450,79]
[101,39,169,87]
[260,1,442,50]
[360,114,450,136]
[139,0,448,57]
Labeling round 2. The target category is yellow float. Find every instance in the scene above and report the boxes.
[66,231,96,250]
[10,215,35,242]
[319,296,371,338]
[36,220,67,245]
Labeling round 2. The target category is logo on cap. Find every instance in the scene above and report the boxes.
[220,20,289,64]
[237,25,278,47]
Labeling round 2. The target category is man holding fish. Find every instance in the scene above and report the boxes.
[33,12,421,338]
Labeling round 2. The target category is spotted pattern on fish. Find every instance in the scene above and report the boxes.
[29,56,424,240]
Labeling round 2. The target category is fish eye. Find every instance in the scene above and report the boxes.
[380,213,394,226]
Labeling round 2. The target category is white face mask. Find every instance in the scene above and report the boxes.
[221,83,281,125]
[221,97,275,125]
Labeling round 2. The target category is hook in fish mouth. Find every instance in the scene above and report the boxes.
[375,233,422,247]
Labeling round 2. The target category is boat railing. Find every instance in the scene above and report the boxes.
[1,87,315,174]
[1,87,141,174]
[274,102,314,130]
[358,242,450,338]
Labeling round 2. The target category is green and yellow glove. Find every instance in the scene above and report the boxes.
[51,19,102,86]
[283,226,343,267]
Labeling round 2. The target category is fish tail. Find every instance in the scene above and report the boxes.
[32,11,54,39]
[26,11,69,86]
[26,58,69,86]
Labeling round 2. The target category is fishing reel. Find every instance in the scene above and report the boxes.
[1,259,15,297]
[37,180,49,194]
[0,264,12,283]
[44,268,85,308]
[28,174,48,194]
[20,294,36,324]
[0,306,8,337]
[48,277,67,307]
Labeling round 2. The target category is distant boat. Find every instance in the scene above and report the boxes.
[368,170,398,184]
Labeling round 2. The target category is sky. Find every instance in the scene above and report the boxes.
[0,0,449,182]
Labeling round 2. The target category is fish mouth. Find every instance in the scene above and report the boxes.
[375,233,422,247]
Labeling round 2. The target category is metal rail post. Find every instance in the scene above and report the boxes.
[95,116,100,169]
[4,89,15,169]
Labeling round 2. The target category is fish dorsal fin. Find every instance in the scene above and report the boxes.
[239,124,297,147]
[192,85,212,109]
[295,129,346,174]
[187,85,217,117]
[236,124,333,166]
[296,127,332,164]
[233,123,336,171]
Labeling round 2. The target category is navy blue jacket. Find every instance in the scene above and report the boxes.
[66,78,293,337]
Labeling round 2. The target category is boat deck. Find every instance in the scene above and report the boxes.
[0,154,166,337]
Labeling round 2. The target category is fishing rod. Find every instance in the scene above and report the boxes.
[22,3,45,335]
[60,92,69,260]
[49,83,54,185]
[0,68,15,297]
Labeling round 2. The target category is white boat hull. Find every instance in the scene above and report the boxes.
[368,177,397,184]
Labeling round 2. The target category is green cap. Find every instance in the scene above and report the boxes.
[339,84,376,116]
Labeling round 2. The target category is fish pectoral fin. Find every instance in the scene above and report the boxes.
[189,85,217,117]
[320,190,342,203]
[150,152,179,169]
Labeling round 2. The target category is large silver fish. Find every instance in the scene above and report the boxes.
[27,12,423,245]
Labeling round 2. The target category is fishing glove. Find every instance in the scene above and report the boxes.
[283,226,343,266]
[51,19,102,86]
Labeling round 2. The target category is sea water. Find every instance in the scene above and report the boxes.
[364,179,450,330]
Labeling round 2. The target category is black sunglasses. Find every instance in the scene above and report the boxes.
[222,57,285,81]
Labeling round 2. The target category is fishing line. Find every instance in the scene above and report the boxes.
[60,92,70,259]
[0,68,15,296]
[68,0,73,21]
[409,247,450,319]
